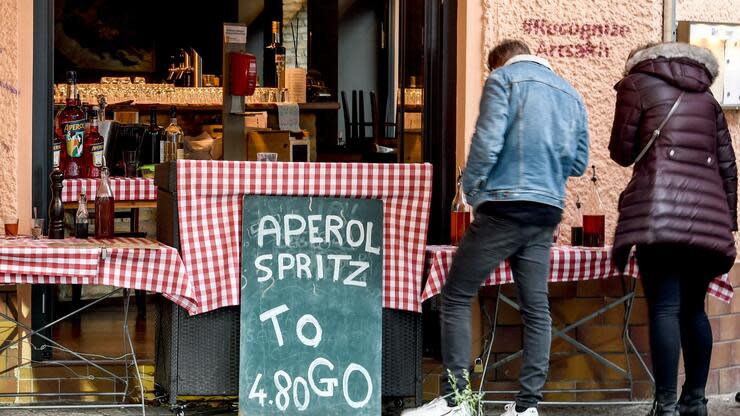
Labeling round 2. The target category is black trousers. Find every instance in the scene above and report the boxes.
[636,245,716,404]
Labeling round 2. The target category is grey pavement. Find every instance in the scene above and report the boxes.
[0,394,738,415]
[487,394,740,416]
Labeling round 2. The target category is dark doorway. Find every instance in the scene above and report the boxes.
[420,0,457,359]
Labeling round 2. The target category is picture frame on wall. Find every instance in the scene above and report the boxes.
[54,0,156,80]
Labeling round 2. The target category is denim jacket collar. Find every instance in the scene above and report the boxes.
[503,54,553,71]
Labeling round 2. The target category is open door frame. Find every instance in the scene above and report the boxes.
[31,0,55,362]
[423,0,457,244]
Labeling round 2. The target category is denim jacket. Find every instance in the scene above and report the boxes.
[463,55,590,210]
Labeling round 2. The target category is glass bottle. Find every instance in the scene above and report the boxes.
[84,107,104,178]
[582,166,605,247]
[94,164,115,239]
[570,196,584,246]
[48,169,65,240]
[55,71,86,179]
[164,106,184,161]
[141,106,164,164]
[450,167,471,245]
[51,132,62,170]
[266,21,286,89]
[75,191,89,239]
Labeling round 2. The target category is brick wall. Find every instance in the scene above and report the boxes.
[703,267,740,395]
[423,265,740,401]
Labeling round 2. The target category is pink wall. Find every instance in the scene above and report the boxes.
[0,0,20,229]
[0,0,32,235]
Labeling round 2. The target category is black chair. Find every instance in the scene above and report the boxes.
[341,90,398,162]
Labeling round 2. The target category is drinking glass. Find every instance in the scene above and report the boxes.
[4,216,18,236]
[124,150,139,177]
[32,218,45,239]
[256,152,278,162]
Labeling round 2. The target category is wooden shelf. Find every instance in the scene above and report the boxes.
[108,104,221,112]
[108,102,340,113]
[244,102,340,111]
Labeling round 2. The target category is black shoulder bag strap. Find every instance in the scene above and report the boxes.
[633,92,685,165]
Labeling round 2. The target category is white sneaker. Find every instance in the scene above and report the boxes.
[401,396,472,415]
[500,403,539,415]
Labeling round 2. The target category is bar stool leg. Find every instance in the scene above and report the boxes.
[136,290,146,318]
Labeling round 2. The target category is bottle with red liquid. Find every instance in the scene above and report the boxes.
[570,196,584,246]
[55,71,86,179]
[84,107,105,178]
[94,162,115,238]
[450,167,471,245]
[582,166,605,247]
[75,191,89,239]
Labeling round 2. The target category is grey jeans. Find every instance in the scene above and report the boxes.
[440,211,554,409]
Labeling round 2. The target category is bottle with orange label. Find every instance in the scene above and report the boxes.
[84,107,104,178]
[55,71,86,179]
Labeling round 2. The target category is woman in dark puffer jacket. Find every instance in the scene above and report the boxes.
[610,42,737,416]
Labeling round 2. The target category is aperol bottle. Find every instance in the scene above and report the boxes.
[84,107,104,178]
[55,71,86,179]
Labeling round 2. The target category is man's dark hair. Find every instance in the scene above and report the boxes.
[488,40,531,70]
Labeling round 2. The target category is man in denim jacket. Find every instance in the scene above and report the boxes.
[404,40,589,416]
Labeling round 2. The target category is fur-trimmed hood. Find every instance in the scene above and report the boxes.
[625,42,719,78]
[622,42,719,92]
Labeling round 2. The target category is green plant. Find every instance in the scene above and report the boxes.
[447,369,483,415]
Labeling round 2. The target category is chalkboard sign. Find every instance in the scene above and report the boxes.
[240,195,383,415]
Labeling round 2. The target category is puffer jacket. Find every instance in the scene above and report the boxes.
[609,42,737,274]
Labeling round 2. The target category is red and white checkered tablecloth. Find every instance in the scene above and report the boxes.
[421,245,734,303]
[176,160,433,314]
[0,237,196,311]
[62,178,157,202]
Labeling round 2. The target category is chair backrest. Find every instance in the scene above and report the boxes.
[340,91,351,143]
[370,91,380,142]
[341,90,375,143]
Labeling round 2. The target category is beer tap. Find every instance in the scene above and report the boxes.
[177,49,190,82]
[166,49,203,87]
[166,55,178,83]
